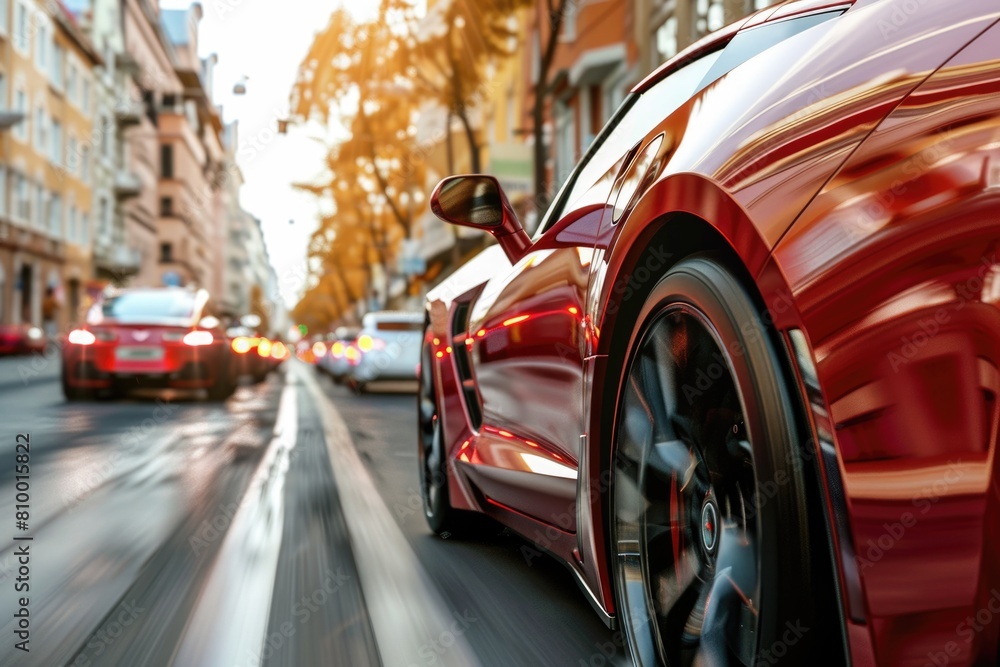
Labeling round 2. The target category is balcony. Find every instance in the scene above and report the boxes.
[113,171,142,201]
[0,111,26,131]
[115,53,141,77]
[94,243,142,278]
[115,100,144,128]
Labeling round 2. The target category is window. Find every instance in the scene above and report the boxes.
[35,184,45,229]
[49,194,62,237]
[694,0,727,37]
[36,25,48,72]
[51,119,62,164]
[0,166,6,217]
[98,197,108,237]
[535,8,846,238]
[14,173,29,222]
[67,136,77,174]
[160,243,173,262]
[162,93,176,108]
[81,145,90,183]
[696,10,844,90]
[13,89,27,141]
[0,0,8,35]
[52,43,65,89]
[67,62,77,102]
[99,115,109,157]
[161,144,174,178]
[654,15,678,64]
[0,72,6,110]
[537,49,724,235]
[160,196,173,216]
[81,212,88,245]
[68,204,77,242]
[82,77,90,114]
[13,2,28,53]
[34,107,44,149]
[554,101,576,188]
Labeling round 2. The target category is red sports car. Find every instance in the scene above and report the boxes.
[0,323,46,356]
[62,287,236,401]
[418,1,1000,665]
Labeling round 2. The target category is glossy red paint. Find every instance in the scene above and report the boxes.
[424,0,1000,662]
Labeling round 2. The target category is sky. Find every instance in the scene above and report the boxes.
[159,0,381,309]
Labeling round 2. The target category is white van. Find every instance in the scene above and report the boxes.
[348,311,423,392]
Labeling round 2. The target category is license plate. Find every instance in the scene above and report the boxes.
[115,346,164,361]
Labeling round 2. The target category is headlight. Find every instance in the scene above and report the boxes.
[182,330,214,346]
[68,329,96,345]
[232,337,253,354]
[312,341,327,357]
[27,327,43,340]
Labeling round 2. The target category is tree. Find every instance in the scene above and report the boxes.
[531,0,570,213]
[291,1,426,318]
[412,0,530,173]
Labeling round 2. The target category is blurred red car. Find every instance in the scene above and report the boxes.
[0,323,46,355]
[419,1,1000,665]
[62,287,236,400]
[227,326,273,383]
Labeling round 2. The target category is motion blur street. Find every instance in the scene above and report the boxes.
[0,353,625,667]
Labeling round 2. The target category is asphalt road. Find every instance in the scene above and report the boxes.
[0,352,628,667]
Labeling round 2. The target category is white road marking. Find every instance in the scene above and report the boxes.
[299,363,482,667]
[171,379,298,667]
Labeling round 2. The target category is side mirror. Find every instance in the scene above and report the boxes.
[430,175,531,263]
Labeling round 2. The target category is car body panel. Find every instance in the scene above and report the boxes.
[772,19,1000,666]
[423,0,1000,661]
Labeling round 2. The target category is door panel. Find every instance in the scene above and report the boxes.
[773,22,1000,667]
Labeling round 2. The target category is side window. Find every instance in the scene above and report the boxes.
[697,10,844,93]
[536,49,724,236]
[534,9,845,237]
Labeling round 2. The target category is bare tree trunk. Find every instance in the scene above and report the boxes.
[455,107,481,173]
[445,109,455,174]
[532,0,567,215]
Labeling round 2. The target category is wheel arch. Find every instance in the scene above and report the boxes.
[584,209,846,659]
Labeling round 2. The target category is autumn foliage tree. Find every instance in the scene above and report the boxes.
[412,0,530,173]
[289,0,531,330]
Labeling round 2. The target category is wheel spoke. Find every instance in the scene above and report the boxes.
[614,307,760,667]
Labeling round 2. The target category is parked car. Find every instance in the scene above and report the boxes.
[0,323,46,356]
[348,311,422,392]
[62,287,236,401]
[418,1,1000,665]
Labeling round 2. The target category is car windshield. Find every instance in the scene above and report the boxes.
[90,291,199,325]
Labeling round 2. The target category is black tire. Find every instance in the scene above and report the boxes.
[418,341,468,536]
[610,256,814,667]
[207,358,237,402]
[61,370,91,401]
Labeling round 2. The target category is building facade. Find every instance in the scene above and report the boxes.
[0,0,102,330]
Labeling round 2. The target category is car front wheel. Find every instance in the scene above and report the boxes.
[611,256,814,666]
